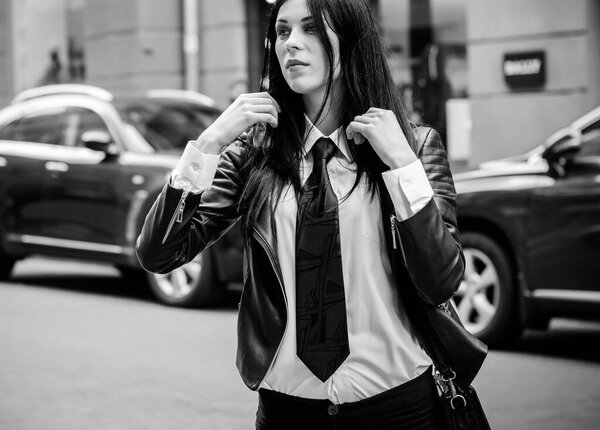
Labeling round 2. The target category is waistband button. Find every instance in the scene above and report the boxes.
[327,404,339,416]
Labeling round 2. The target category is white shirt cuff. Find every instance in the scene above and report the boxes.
[170,141,220,193]
[381,159,434,220]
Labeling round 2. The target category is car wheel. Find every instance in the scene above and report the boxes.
[0,250,15,280]
[145,251,225,307]
[454,232,523,347]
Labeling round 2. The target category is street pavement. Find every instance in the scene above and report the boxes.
[1,257,600,430]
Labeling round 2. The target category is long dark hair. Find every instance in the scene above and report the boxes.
[238,0,416,240]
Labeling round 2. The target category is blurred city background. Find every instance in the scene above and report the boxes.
[1,0,600,429]
[1,0,598,168]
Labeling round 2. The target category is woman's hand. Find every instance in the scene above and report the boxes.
[345,108,417,169]
[194,92,280,154]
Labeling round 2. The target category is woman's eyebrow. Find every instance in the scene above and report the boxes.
[276,16,313,23]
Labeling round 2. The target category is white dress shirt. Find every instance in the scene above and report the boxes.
[171,119,435,404]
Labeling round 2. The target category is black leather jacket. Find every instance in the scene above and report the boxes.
[136,126,464,390]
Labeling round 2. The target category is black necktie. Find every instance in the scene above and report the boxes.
[295,137,349,382]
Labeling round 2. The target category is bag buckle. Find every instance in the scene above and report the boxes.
[439,369,467,409]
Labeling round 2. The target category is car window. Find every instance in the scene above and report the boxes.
[0,118,20,140]
[577,118,600,157]
[116,100,219,151]
[3,107,68,145]
[64,107,112,148]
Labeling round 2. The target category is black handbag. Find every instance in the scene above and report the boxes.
[427,301,491,430]
[435,369,491,430]
[425,300,488,388]
[398,282,488,388]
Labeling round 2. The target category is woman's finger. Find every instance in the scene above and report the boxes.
[352,115,372,125]
[366,107,385,115]
[238,97,280,121]
[346,122,368,145]
[254,92,281,113]
[266,93,282,113]
[362,112,380,119]
[248,103,279,117]
[248,112,278,128]
[354,134,365,145]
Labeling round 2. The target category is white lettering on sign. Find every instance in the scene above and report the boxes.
[504,59,542,76]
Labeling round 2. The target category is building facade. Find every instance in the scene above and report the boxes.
[0,0,598,167]
[467,0,600,165]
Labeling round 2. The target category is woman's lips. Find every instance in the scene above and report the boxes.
[287,64,307,72]
[286,59,308,69]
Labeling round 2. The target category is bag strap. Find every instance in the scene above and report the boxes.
[427,302,457,379]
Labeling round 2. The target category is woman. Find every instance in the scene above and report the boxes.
[136,0,464,428]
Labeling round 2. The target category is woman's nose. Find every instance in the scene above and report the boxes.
[285,29,302,51]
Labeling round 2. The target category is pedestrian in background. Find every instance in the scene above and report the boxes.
[136,0,465,428]
[39,49,64,85]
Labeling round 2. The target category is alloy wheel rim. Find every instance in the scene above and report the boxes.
[454,248,500,335]
[152,255,202,300]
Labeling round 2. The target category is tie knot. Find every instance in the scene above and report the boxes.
[312,138,336,163]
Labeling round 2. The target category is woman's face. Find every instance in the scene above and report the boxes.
[274,0,341,102]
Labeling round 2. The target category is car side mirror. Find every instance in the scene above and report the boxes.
[81,130,118,155]
[541,132,580,178]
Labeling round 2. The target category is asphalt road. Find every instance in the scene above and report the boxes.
[1,257,600,430]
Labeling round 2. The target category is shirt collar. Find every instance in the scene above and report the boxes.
[303,114,352,162]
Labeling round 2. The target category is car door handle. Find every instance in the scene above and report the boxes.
[0,157,6,167]
[45,161,69,173]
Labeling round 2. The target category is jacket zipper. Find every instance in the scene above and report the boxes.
[252,227,288,387]
[389,214,397,249]
[389,214,409,268]
[162,188,190,245]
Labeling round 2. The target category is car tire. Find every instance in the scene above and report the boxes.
[145,250,226,307]
[0,250,15,280]
[455,232,523,347]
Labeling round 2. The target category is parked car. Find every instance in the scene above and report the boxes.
[454,106,600,346]
[0,84,243,307]
[2,84,599,346]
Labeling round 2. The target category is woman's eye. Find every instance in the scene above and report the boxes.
[276,27,290,37]
[304,23,317,33]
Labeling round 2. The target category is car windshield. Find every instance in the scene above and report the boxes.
[115,98,220,152]
[579,116,600,157]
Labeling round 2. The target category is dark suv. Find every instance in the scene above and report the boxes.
[0,84,242,307]
[454,106,600,346]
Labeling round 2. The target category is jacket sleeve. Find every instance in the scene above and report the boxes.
[394,127,464,305]
[136,142,246,274]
